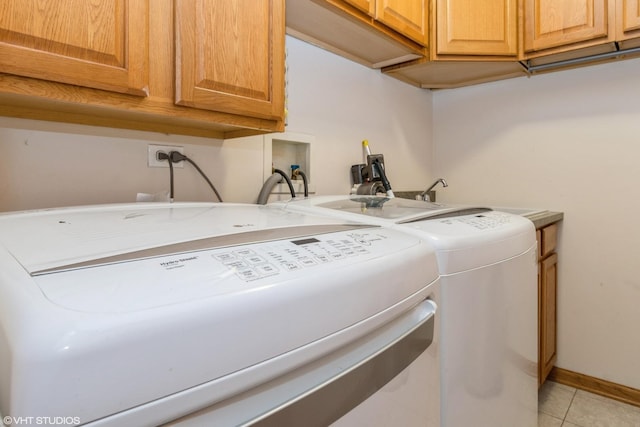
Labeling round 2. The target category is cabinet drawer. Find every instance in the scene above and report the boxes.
[540,223,558,258]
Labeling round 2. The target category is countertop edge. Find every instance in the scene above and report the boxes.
[524,211,564,229]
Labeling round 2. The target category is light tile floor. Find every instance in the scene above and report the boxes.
[539,381,640,427]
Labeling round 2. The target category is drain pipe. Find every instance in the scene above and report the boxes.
[256,169,297,205]
[257,173,282,205]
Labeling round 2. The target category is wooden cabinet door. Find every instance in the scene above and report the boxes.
[523,0,609,52]
[175,0,285,121]
[0,0,148,96]
[539,252,558,385]
[344,0,375,16]
[375,0,428,45]
[617,0,640,40]
[436,0,517,56]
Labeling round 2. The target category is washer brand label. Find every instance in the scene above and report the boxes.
[160,256,199,270]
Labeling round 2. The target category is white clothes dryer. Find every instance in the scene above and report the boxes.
[270,195,539,427]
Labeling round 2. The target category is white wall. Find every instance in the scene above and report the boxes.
[0,36,433,213]
[282,37,433,195]
[0,121,264,209]
[433,57,640,390]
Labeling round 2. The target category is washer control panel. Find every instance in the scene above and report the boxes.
[453,212,513,230]
[214,233,375,282]
[33,229,422,313]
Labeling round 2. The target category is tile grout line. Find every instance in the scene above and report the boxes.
[562,387,578,424]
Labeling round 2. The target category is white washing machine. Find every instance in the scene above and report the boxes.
[0,202,440,427]
[270,195,539,427]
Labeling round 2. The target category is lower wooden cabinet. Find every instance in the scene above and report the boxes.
[538,222,559,386]
[539,251,558,385]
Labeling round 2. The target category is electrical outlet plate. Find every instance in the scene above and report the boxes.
[148,144,184,168]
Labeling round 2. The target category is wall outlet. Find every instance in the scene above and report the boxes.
[148,144,184,168]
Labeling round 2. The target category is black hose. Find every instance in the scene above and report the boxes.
[296,169,309,198]
[168,151,223,202]
[274,168,296,198]
[373,159,392,193]
[168,158,174,202]
[184,157,223,202]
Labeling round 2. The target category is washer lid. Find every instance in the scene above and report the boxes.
[307,196,490,223]
[404,210,536,273]
[275,196,535,273]
[0,202,368,275]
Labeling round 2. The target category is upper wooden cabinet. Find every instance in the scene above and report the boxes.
[520,1,640,68]
[286,0,425,69]
[343,0,375,15]
[0,0,148,96]
[382,59,525,89]
[522,0,613,54]
[175,0,284,121]
[287,0,525,88]
[382,0,524,89]
[435,0,518,57]
[341,0,429,45]
[617,0,640,47]
[376,0,428,46]
[0,0,285,138]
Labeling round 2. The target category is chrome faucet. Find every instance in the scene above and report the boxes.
[419,178,448,202]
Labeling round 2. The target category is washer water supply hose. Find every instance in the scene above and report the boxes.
[292,168,309,198]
